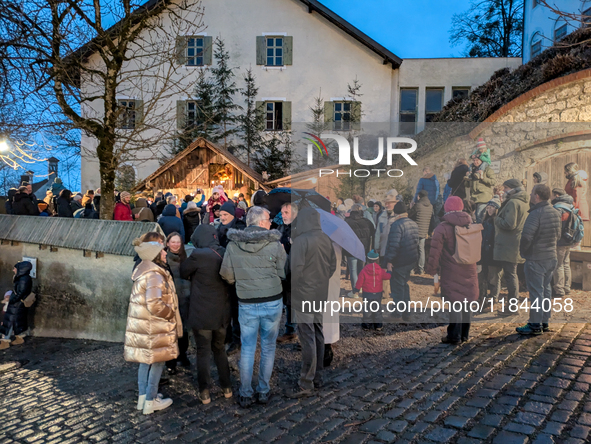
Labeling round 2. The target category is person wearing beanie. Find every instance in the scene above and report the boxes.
[470,137,491,171]
[114,191,135,221]
[207,188,228,223]
[182,201,201,244]
[354,250,391,331]
[493,178,529,313]
[464,157,496,223]
[51,177,66,197]
[533,171,548,185]
[384,199,419,322]
[124,234,182,415]
[408,189,433,275]
[158,204,185,242]
[427,195,479,345]
[478,197,503,303]
[217,200,246,355]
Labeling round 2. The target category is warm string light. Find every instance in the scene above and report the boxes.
[0,139,48,170]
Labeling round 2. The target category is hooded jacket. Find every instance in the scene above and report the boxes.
[384,214,420,267]
[345,210,375,256]
[180,225,230,330]
[493,188,529,263]
[552,194,576,247]
[414,174,440,205]
[124,260,181,364]
[520,201,561,261]
[1,261,33,336]
[182,207,201,244]
[355,262,391,293]
[290,207,337,311]
[220,226,286,302]
[426,211,478,302]
[51,180,66,197]
[157,204,185,242]
[464,166,496,204]
[132,198,155,222]
[409,195,433,238]
[565,170,589,221]
[12,191,40,216]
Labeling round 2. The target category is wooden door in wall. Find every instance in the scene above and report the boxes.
[525,149,591,248]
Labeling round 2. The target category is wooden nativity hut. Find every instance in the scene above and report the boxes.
[133,138,268,200]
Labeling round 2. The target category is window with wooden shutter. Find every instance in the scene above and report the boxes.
[176,100,186,130]
[264,101,283,131]
[118,99,137,129]
[256,36,292,66]
[255,101,265,130]
[324,101,334,124]
[135,100,144,126]
[176,36,212,66]
[256,37,266,65]
[332,101,360,131]
[282,101,292,130]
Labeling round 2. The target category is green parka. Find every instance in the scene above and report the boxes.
[465,167,496,204]
[493,189,529,263]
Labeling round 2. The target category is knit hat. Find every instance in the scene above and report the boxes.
[134,241,164,262]
[418,190,428,198]
[486,197,501,210]
[444,196,463,213]
[476,138,486,150]
[503,179,520,189]
[219,201,235,216]
[552,188,567,196]
[212,204,221,212]
[120,191,131,199]
[367,250,379,261]
[344,198,354,211]
[187,201,197,209]
[393,201,407,215]
[54,178,62,184]
[238,201,248,211]
[73,194,82,201]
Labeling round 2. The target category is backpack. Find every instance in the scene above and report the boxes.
[554,202,584,245]
[452,223,483,265]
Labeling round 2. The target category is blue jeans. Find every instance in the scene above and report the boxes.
[138,362,165,401]
[349,258,364,289]
[526,259,557,328]
[238,298,283,397]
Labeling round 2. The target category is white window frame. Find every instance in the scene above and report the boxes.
[530,32,543,58]
[333,101,352,131]
[425,87,444,123]
[554,19,567,42]
[187,36,205,67]
[118,99,136,130]
[265,36,284,67]
[265,101,283,131]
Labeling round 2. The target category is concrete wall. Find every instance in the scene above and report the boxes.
[0,242,133,342]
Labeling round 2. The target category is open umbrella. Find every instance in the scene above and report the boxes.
[264,187,331,216]
[315,208,365,261]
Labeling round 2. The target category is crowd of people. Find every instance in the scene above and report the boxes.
[0,138,588,416]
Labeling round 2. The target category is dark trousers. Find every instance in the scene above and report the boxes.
[295,312,324,391]
[498,261,519,301]
[390,263,415,309]
[193,327,232,392]
[166,330,189,370]
[283,276,296,335]
[362,291,383,326]
[226,286,241,344]
[447,308,471,341]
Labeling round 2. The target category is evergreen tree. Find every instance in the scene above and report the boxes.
[236,68,264,166]
[253,131,292,181]
[211,37,241,149]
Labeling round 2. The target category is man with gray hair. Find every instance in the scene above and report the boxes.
[220,206,287,407]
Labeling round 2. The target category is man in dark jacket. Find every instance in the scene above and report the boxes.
[277,202,297,343]
[517,185,561,335]
[158,204,185,242]
[12,186,39,216]
[385,201,419,321]
[5,188,17,214]
[409,190,433,275]
[182,201,201,243]
[0,261,33,349]
[345,204,375,295]
[447,159,470,200]
[551,188,575,297]
[150,192,163,218]
[289,206,337,398]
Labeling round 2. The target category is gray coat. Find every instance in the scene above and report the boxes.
[220,226,286,300]
[520,201,561,261]
[409,196,433,239]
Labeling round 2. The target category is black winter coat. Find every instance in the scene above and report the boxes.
[57,196,74,217]
[182,208,201,244]
[166,250,191,323]
[93,195,101,216]
[278,222,292,255]
[384,216,420,267]
[520,201,561,261]
[12,192,39,216]
[180,225,230,331]
[217,217,246,249]
[5,189,17,214]
[480,216,499,266]
[2,261,33,335]
[448,164,470,199]
[345,210,375,256]
[409,196,433,239]
[290,207,337,312]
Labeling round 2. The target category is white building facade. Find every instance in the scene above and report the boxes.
[79,0,521,191]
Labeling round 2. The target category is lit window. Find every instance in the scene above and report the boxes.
[265,102,283,131]
[399,88,417,135]
[266,37,283,66]
[334,102,352,131]
[118,100,136,129]
[425,88,444,123]
[187,37,204,66]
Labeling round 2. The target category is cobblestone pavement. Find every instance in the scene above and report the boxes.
[2,322,591,444]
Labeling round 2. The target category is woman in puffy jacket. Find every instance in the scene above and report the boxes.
[426,196,478,345]
[0,261,33,349]
[124,233,182,415]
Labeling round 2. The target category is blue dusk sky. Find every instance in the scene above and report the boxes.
[319,0,472,58]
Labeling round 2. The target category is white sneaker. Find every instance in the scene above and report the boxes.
[137,393,163,410]
[143,397,173,415]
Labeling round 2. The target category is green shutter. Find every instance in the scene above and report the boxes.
[256,101,265,130]
[135,100,144,126]
[203,36,213,65]
[256,36,266,65]
[176,100,186,129]
[351,101,361,131]
[324,101,334,131]
[175,36,187,65]
[283,36,293,65]
[282,101,292,130]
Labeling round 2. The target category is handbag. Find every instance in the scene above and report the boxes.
[23,292,36,308]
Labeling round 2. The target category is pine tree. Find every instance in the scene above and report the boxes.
[211,37,241,150]
[253,131,292,181]
[236,68,264,166]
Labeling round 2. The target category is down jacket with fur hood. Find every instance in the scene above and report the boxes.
[220,226,286,301]
[124,261,182,364]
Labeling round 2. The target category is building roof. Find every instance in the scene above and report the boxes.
[68,0,402,71]
[31,179,49,195]
[0,215,164,256]
[133,137,267,192]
